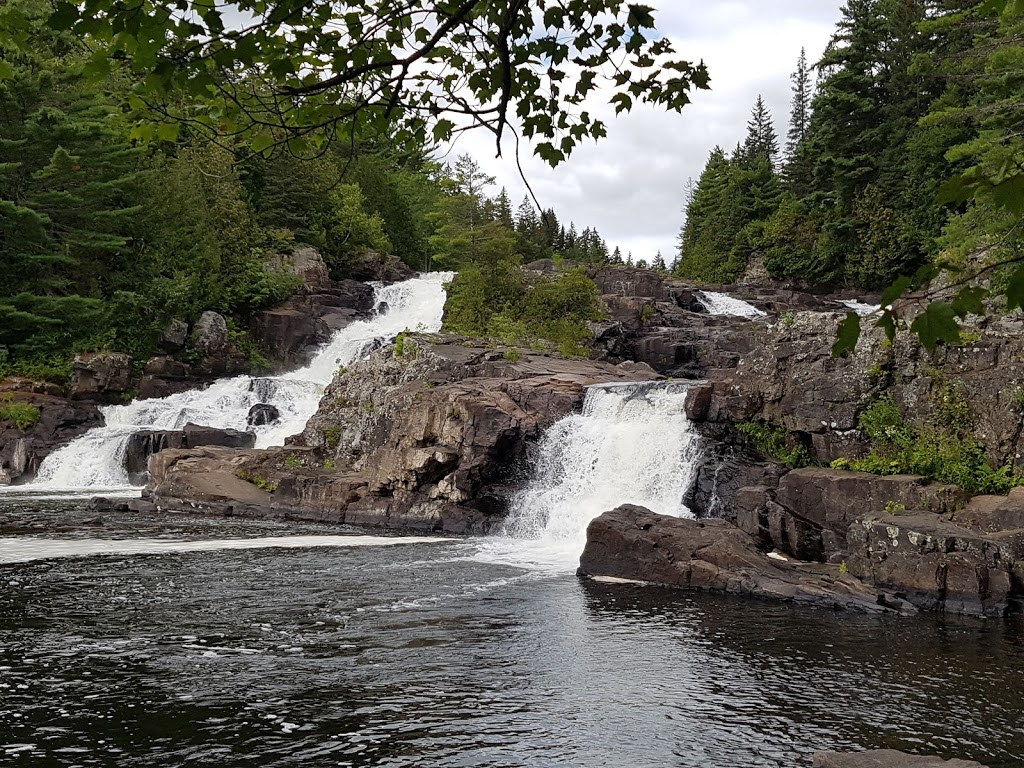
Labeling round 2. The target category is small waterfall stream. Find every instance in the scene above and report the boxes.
[26,273,452,491]
[697,291,767,318]
[478,381,702,571]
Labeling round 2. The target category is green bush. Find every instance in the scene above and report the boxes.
[843,388,1024,495]
[443,266,604,355]
[323,425,342,449]
[737,421,808,467]
[0,397,41,431]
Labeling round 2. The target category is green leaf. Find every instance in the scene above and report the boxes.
[910,302,961,351]
[48,2,79,31]
[951,286,988,318]
[881,276,912,308]
[0,60,13,81]
[156,122,180,143]
[251,133,274,154]
[1006,265,1024,310]
[832,312,861,357]
[432,119,455,142]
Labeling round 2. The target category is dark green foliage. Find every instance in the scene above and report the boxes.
[839,390,1024,494]
[736,421,809,467]
[443,267,605,356]
[0,395,41,430]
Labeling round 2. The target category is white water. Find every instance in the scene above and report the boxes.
[23,273,452,491]
[0,535,454,564]
[475,381,702,573]
[840,299,882,316]
[697,291,768,319]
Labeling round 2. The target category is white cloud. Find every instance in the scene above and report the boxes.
[443,1,844,262]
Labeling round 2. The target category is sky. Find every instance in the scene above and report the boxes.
[443,1,846,262]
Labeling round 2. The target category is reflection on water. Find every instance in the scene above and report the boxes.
[0,504,1022,767]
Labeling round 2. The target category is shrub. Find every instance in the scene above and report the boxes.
[443,266,604,355]
[0,396,41,431]
[323,426,341,449]
[236,469,278,492]
[737,421,808,467]
[843,387,1024,495]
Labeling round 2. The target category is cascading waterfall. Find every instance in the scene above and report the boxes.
[26,272,453,491]
[839,299,881,316]
[697,291,767,319]
[478,381,701,571]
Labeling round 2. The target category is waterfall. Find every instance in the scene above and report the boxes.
[839,299,881,316]
[26,273,452,491]
[697,291,767,319]
[477,381,701,572]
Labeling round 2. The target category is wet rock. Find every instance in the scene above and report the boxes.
[71,352,133,401]
[124,425,256,482]
[684,383,714,422]
[247,403,281,427]
[182,423,255,449]
[578,505,911,613]
[346,250,415,283]
[143,357,190,377]
[846,513,1024,617]
[253,308,327,365]
[812,749,989,767]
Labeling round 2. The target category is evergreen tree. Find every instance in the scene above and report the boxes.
[783,47,814,194]
[740,95,780,166]
[611,246,623,264]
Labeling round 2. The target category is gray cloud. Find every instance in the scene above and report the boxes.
[446,1,844,262]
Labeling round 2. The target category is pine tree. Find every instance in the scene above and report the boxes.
[740,95,780,167]
[611,246,623,264]
[494,187,514,229]
[651,250,667,271]
[783,47,814,194]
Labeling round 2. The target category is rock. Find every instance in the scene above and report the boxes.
[578,505,911,613]
[684,383,714,421]
[247,404,280,427]
[263,245,331,290]
[124,425,256,482]
[0,394,102,483]
[143,357,190,377]
[191,311,229,358]
[774,468,967,556]
[347,250,415,283]
[158,319,188,352]
[252,308,327,365]
[148,335,662,534]
[846,513,1023,617]
[952,486,1024,533]
[182,423,255,449]
[812,750,989,768]
[124,431,187,481]
[71,352,133,401]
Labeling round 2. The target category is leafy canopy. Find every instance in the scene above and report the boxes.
[8,0,710,165]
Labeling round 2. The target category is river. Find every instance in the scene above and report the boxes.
[0,500,1022,767]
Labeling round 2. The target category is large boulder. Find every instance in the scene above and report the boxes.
[157,318,188,352]
[263,245,331,290]
[191,311,229,358]
[71,352,133,401]
[812,750,988,767]
[247,403,280,427]
[124,424,256,482]
[578,505,910,613]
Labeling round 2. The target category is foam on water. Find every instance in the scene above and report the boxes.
[697,291,768,319]
[0,535,453,564]
[21,273,452,490]
[839,299,882,316]
[475,381,701,573]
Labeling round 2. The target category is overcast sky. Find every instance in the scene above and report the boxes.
[443,1,846,262]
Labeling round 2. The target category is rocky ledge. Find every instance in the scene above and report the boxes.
[578,505,914,614]
[812,751,988,768]
[146,335,659,534]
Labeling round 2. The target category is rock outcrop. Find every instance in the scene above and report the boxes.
[71,352,133,402]
[812,751,988,768]
[578,505,913,613]
[124,424,256,482]
[147,335,659,533]
[0,390,102,483]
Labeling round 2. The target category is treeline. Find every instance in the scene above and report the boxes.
[0,0,617,379]
[676,0,1021,290]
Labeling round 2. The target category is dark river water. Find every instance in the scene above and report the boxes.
[1,499,1022,767]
